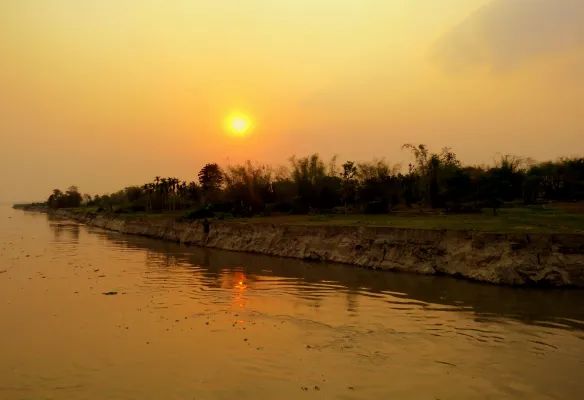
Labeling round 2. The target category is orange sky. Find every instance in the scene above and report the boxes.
[1,0,583,201]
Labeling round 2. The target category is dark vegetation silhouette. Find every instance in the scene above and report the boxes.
[46,145,584,219]
[47,186,83,209]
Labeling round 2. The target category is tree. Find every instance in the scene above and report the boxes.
[47,186,82,209]
[224,161,273,214]
[341,161,358,211]
[402,144,462,208]
[47,189,63,209]
[41,146,584,217]
[488,155,525,201]
[198,163,224,203]
[356,159,399,213]
[289,154,341,211]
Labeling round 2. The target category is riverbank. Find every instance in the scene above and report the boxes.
[18,206,583,287]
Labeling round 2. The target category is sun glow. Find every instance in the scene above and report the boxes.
[225,112,252,137]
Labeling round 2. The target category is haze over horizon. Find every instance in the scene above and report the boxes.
[1,0,583,202]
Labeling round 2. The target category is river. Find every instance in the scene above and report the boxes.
[1,204,583,399]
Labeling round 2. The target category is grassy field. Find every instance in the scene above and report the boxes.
[237,205,584,233]
[62,204,584,233]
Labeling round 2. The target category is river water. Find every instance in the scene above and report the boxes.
[0,205,583,399]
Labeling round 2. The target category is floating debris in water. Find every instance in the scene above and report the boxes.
[102,291,118,295]
[435,360,457,367]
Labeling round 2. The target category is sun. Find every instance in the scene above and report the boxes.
[225,112,252,137]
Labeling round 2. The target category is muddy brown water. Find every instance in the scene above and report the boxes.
[1,205,583,399]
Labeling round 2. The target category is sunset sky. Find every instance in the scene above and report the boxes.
[1,0,583,201]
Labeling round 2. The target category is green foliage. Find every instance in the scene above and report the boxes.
[340,160,358,208]
[198,163,224,203]
[47,186,83,209]
[288,154,342,211]
[224,161,273,214]
[356,159,400,212]
[47,146,584,218]
[86,177,201,213]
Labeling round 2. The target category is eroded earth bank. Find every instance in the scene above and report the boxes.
[49,209,584,287]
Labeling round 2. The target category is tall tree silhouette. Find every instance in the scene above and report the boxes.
[198,163,224,204]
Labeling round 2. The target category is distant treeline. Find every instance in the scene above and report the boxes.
[47,144,584,217]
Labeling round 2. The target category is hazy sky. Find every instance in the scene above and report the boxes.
[1,0,583,201]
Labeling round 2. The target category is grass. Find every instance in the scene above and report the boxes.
[236,205,584,234]
[65,207,186,221]
[62,204,584,234]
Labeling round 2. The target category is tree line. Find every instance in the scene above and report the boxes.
[47,144,584,217]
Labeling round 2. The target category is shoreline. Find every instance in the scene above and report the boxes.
[15,205,584,288]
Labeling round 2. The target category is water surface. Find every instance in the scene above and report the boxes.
[1,205,583,399]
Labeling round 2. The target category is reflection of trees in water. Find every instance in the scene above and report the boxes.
[145,250,180,269]
[345,290,359,314]
[48,216,80,243]
[90,227,584,331]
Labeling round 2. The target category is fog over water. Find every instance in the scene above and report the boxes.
[1,205,583,399]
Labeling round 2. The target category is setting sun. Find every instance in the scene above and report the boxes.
[225,113,252,137]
